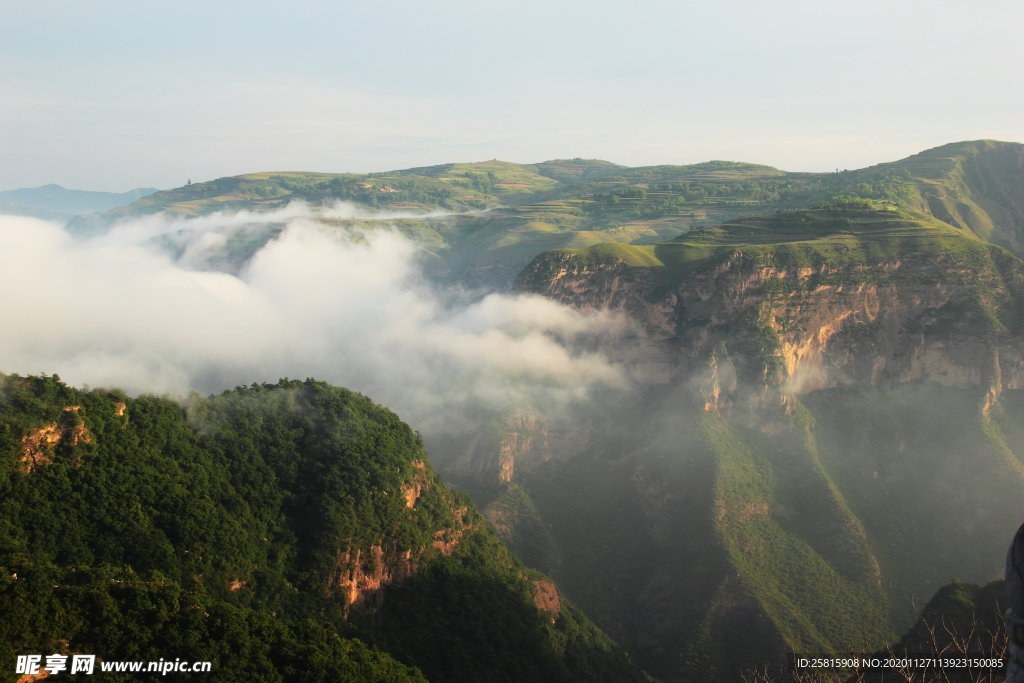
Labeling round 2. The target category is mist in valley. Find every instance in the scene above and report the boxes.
[0,207,637,442]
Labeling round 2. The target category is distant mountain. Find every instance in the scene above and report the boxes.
[64,141,1024,292]
[0,204,77,224]
[0,184,158,214]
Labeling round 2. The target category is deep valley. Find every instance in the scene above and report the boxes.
[4,140,1024,682]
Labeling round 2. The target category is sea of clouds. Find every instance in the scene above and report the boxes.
[0,205,632,436]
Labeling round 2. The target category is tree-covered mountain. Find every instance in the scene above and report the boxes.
[0,375,654,683]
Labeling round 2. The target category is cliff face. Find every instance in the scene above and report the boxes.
[17,406,93,473]
[441,410,590,487]
[520,247,1024,404]
[332,506,475,615]
[458,209,1024,683]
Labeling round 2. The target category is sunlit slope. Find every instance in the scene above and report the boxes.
[478,394,897,682]
[802,385,1024,610]
[61,158,657,289]
[489,385,1024,683]
[864,140,1024,251]
[497,140,1024,274]
[539,140,1024,252]
[67,158,620,227]
[517,205,987,298]
[687,386,1024,674]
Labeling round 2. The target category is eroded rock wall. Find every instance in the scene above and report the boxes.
[516,251,1024,405]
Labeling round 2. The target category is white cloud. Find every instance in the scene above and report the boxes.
[0,210,631,434]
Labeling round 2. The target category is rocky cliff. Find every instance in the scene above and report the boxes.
[517,210,1024,404]
[436,207,1024,683]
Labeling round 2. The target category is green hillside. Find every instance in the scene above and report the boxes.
[23,142,1024,681]
[742,578,1007,683]
[0,375,654,683]
[63,140,1024,291]
[500,140,1024,285]
[537,141,1024,250]
[65,159,606,226]
[516,203,997,299]
[867,140,1024,251]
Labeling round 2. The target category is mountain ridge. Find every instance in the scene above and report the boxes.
[0,184,159,214]
[12,140,1024,682]
[62,140,1024,292]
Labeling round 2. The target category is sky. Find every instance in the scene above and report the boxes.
[2,0,1023,191]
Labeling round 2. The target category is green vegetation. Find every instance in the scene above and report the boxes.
[493,384,1024,682]
[802,386,1024,623]
[700,410,891,648]
[515,242,666,291]
[511,445,685,676]
[865,140,1024,249]
[23,139,1024,682]
[1,563,427,683]
[474,483,562,577]
[68,160,571,228]
[744,580,1007,682]
[66,140,1024,292]
[0,375,654,683]
[518,205,1024,306]
[890,578,1005,652]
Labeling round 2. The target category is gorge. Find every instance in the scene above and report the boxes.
[4,140,1024,682]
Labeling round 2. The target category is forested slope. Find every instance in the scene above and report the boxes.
[0,375,653,683]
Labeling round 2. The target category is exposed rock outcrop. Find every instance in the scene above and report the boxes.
[442,410,588,485]
[18,406,93,473]
[334,545,417,615]
[531,579,561,614]
[516,249,1024,410]
[332,504,475,615]
[401,460,429,507]
[497,219,1024,682]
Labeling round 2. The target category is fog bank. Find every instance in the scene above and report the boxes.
[0,208,631,435]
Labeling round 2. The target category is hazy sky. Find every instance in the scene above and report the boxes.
[2,0,1022,191]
